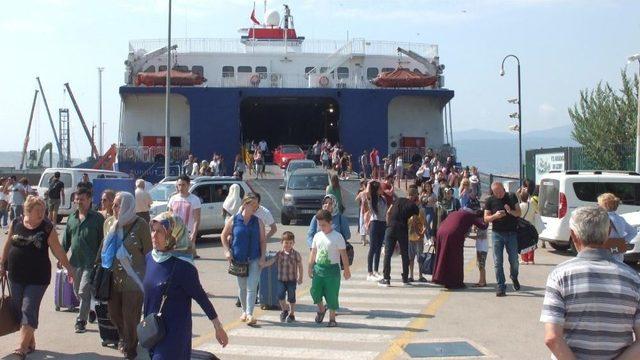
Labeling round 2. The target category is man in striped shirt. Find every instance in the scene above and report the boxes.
[541,206,640,359]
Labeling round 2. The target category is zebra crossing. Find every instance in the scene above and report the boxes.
[198,246,478,359]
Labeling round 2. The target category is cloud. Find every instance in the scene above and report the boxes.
[0,19,54,33]
[539,103,557,116]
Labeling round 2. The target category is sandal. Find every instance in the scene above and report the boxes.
[315,309,327,323]
[327,320,338,327]
[12,349,26,360]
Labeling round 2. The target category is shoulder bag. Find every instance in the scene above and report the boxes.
[418,243,437,275]
[137,262,177,349]
[228,216,250,277]
[0,276,20,337]
[91,219,139,301]
[516,212,539,254]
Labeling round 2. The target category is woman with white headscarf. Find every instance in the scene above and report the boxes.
[101,192,152,359]
[222,184,242,220]
[306,194,351,248]
[143,212,228,359]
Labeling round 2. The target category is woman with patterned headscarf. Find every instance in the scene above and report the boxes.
[143,212,228,359]
[306,194,351,248]
[101,191,152,359]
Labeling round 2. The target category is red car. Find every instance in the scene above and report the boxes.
[273,145,306,169]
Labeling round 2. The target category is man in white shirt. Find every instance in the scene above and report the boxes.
[168,175,202,258]
[134,179,153,223]
[253,193,277,239]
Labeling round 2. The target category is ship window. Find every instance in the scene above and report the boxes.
[320,67,328,73]
[144,65,156,73]
[413,68,423,74]
[366,67,379,80]
[173,65,189,72]
[305,67,315,75]
[192,65,204,77]
[256,66,268,79]
[382,67,395,73]
[159,65,168,71]
[222,66,234,78]
[337,67,349,79]
[238,66,252,73]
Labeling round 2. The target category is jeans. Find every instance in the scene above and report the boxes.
[0,209,8,227]
[237,259,260,316]
[367,220,386,273]
[424,207,435,238]
[382,228,409,282]
[73,267,93,322]
[492,231,519,292]
[10,205,23,221]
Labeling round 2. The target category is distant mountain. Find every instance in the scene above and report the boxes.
[0,151,82,169]
[453,125,579,175]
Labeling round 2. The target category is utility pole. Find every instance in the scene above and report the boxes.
[98,67,104,155]
[164,0,172,178]
[36,77,64,167]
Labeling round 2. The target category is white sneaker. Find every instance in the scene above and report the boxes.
[366,274,377,282]
[374,272,383,280]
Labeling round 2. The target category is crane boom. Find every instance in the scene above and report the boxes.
[36,77,64,167]
[20,90,39,170]
[64,83,100,159]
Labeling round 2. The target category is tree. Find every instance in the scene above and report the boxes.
[569,71,638,170]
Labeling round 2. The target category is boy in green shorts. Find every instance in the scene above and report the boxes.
[308,209,351,327]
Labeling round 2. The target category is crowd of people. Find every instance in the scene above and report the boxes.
[3,143,640,359]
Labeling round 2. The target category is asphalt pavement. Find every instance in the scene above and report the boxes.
[0,170,626,359]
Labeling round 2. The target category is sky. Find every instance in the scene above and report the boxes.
[1,0,639,160]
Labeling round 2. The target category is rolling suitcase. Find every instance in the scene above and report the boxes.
[94,301,119,347]
[259,251,281,310]
[54,269,79,311]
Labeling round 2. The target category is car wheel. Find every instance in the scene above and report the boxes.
[568,238,577,255]
[548,242,571,251]
[281,212,291,225]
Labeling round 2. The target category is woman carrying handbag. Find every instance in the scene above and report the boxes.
[221,194,266,326]
[140,212,228,359]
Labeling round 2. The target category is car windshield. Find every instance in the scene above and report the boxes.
[288,162,314,173]
[149,183,176,202]
[281,146,302,154]
[288,174,328,190]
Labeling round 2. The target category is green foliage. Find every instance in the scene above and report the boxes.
[569,71,638,170]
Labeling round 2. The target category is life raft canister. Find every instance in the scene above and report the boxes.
[250,74,260,86]
[319,75,329,88]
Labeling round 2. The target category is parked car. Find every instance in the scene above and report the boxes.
[538,170,640,252]
[280,159,316,189]
[620,211,640,263]
[149,176,252,235]
[36,168,130,219]
[281,168,330,225]
[273,145,306,169]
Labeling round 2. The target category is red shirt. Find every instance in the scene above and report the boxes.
[370,150,379,166]
[381,181,394,204]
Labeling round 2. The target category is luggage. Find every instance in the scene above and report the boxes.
[418,244,436,275]
[191,349,221,359]
[259,251,281,310]
[54,269,79,311]
[95,301,119,347]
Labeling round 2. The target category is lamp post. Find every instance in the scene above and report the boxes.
[500,54,522,184]
[164,0,172,178]
[97,67,104,155]
[628,53,640,174]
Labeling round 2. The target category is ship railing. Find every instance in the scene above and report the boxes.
[118,146,190,163]
[217,72,439,90]
[129,38,438,58]
[395,147,426,163]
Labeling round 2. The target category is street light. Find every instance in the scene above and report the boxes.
[501,54,522,184]
[628,53,640,173]
[164,0,172,178]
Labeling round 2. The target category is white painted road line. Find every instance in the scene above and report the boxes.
[297,295,430,305]
[258,314,411,328]
[228,328,396,342]
[198,343,379,360]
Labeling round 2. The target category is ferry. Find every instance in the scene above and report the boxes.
[116,4,455,182]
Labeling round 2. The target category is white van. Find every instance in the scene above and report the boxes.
[36,168,130,218]
[538,170,640,251]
